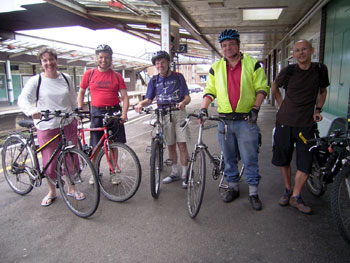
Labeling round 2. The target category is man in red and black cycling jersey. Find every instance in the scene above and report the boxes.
[78,44,129,184]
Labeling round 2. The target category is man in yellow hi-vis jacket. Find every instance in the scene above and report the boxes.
[200,29,269,211]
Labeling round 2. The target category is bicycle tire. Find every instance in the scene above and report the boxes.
[306,155,326,197]
[2,135,36,195]
[95,142,141,202]
[187,148,206,218]
[150,139,162,199]
[330,165,350,243]
[56,147,100,218]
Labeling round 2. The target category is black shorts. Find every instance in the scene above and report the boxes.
[272,123,315,174]
[90,105,126,147]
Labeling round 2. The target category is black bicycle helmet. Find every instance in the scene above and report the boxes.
[218,29,240,43]
[151,50,170,65]
[95,44,113,56]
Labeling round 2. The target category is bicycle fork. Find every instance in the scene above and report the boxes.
[104,141,121,174]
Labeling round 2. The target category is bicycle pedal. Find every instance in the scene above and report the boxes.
[146,146,152,153]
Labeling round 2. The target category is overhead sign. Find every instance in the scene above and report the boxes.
[179,44,188,53]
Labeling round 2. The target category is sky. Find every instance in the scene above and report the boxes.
[0,0,159,57]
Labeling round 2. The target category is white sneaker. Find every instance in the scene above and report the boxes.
[162,172,180,184]
[89,176,95,185]
[181,174,188,189]
[111,174,121,185]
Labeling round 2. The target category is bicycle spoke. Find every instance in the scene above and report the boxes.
[57,148,99,218]
[187,149,206,218]
[96,142,141,202]
[2,136,35,195]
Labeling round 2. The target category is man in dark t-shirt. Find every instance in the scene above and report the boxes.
[271,39,329,214]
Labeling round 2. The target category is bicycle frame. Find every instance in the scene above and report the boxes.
[17,117,76,187]
[184,113,245,191]
[190,118,228,190]
[144,106,178,165]
[78,119,120,174]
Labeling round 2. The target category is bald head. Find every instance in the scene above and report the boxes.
[294,39,313,49]
[293,39,314,67]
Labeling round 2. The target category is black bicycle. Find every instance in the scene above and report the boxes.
[301,126,345,197]
[1,110,100,218]
[300,125,350,243]
[141,106,178,199]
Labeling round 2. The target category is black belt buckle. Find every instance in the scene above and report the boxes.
[105,106,115,110]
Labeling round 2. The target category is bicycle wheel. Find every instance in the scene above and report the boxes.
[306,155,326,197]
[187,148,206,218]
[56,148,99,218]
[95,142,141,202]
[330,165,350,243]
[150,139,162,199]
[2,135,35,195]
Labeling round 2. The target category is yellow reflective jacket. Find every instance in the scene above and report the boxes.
[204,53,269,113]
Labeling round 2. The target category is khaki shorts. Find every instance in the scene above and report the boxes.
[162,109,190,145]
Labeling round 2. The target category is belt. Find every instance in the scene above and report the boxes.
[92,105,119,111]
[219,112,249,120]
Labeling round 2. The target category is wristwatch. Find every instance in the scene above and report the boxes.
[316,107,322,112]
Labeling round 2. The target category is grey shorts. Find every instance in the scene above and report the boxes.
[162,109,190,145]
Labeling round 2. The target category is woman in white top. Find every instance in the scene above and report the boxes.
[18,47,82,207]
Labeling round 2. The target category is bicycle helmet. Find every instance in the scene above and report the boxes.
[95,44,113,56]
[151,50,170,65]
[218,29,240,43]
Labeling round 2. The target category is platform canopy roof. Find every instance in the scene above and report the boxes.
[0,0,329,65]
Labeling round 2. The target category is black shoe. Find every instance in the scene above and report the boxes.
[249,195,262,211]
[223,188,240,203]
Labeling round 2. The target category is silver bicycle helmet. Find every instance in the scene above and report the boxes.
[95,44,113,56]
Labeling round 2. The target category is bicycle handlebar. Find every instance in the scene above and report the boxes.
[299,129,349,153]
[141,106,179,114]
[180,113,227,128]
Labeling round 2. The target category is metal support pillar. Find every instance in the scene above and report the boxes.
[5,60,14,105]
[161,5,171,55]
[211,50,216,64]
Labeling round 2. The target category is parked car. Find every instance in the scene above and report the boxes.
[188,84,203,93]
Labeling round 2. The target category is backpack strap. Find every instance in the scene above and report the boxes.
[282,64,296,90]
[36,74,42,105]
[152,74,158,86]
[88,69,95,87]
[115,71,119,81]
[36,72,70,105]
[61,72,70,87]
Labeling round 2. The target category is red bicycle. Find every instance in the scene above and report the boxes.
[77,110,141,202]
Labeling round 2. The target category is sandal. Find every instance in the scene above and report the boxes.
[67,191,86,201]
[41,194,57,207]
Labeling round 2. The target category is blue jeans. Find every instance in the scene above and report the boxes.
[217,120,261,186]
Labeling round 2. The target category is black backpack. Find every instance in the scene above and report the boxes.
[282,63,325,90]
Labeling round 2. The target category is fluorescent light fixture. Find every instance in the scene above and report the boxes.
[243,8,283,20]
[243,50,261,54]
[208,1,224,8]
[243,43,264,48]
